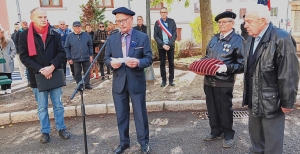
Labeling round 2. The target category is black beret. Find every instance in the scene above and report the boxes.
[112,7,135,16]
[215,11,236,21]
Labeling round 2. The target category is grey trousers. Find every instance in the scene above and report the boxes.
[248,109,285,154]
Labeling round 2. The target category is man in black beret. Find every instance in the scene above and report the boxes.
[201,11,244,148]
[104,7,152,154]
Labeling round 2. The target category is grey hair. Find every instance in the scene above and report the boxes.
[30,7,46,17]
[246,4,270,23]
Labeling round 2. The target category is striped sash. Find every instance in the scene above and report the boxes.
[157,18,172,38]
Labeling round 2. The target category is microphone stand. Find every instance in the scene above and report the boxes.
[69,29,119,154]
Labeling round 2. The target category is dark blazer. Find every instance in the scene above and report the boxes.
[104,29,153,94]
[133,24,147,34]
[19,27,66,88]
[242,22,300,118]
[153,18,177,49]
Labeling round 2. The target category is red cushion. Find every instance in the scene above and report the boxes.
[189,58,224,76]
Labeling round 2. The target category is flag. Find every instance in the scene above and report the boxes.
[257,0,271,10]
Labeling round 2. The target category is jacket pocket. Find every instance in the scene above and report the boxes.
[261,91,280,115]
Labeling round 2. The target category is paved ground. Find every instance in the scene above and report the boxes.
[1,110,300,154]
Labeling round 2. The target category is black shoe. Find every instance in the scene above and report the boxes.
[85,85,93,89]
[40,133,50,143]
[101,76,105,80]
[59,129,71,139]
[77,84,84,91]
[141,144,150,154]
[161,82,166,87]
[203,133,224,141]
[114,144,130,154]
[169,82,175,86]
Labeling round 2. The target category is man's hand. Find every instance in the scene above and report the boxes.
[68,60,73,65]
[110,61,121,69]
[125,58,139,68]
[281,107,293,114]
[216,64,227,73]
[45,73,52,79]
[90,56,93,63]
[163,44,170,51]
[40,64,55,76]
[101,40,105,43]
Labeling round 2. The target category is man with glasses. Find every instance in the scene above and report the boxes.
[104,7,152,154]
[65,21,93,90]
[56,20,74,78]
[154,7,177,87]
[202,11,244,148]
[133,16,147,34]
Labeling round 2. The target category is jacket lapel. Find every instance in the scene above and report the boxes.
[113,33,123,58]
[128,29,138,57]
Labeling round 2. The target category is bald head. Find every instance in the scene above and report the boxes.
[30,7,48,29]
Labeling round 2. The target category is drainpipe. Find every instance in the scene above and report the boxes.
[16,0,21,22]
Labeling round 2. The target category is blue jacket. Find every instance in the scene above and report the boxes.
[64,32,93,62]
[56,28,72,45]
[104,29,153,93]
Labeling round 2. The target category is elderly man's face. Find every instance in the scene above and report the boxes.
[73,26,82,33]
[31,9,47,28]
[160,8,168,20]
[59,21,66,30]
[217,18,234,34]
[115,13,133,33]
[244,13,266,37]
[21,21,28,30]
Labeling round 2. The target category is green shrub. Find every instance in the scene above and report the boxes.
[190,15,220,44]
[151,39,159,61]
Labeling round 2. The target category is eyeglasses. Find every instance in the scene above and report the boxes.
[115,16,131,25]
[217,20,232,25]
[160,12,167,14]
[99,26,104,28]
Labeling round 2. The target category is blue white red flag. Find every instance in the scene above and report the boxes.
[157,19,172,38]
[257,0,271,10]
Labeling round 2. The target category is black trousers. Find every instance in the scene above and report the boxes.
[0,73,12,90]
[62,58,75,77]
[99,63,111,77]
[204,85,235,140]
[158,48,174,83]
[73,61,90,86]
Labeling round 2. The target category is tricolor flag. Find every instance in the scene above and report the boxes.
[257,0,271,10]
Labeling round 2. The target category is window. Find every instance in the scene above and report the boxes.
[40,0,62,7]
[151,2,164,10]
[270,7,278,17]
[239,8,246,18]
[99,0,114,8]
[194,2,200,13]
[176,28,182,41]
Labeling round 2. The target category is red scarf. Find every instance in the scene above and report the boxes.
[27,22,49,56]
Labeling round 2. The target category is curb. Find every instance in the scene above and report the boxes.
[1,96,300,125]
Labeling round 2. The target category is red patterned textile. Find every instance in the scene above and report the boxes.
[189,58,224,76]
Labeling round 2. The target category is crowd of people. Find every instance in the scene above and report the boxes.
[0,3,299,154]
